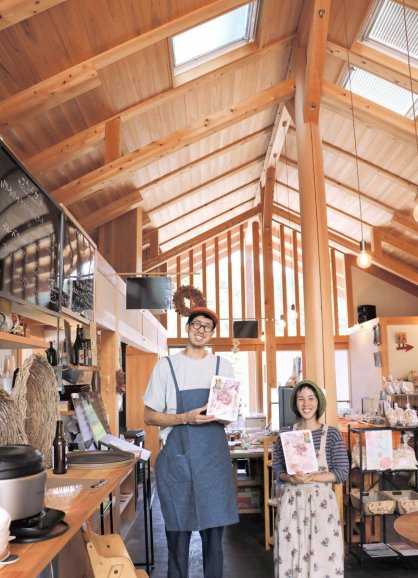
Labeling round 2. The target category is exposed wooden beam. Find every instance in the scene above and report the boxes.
[304,0,331,123]
[288,126,417,193]
[25,37,290,174]
[52,79,295,206]
[79,127,270,231]
[0,0,66,31]
[391,211,418,233]
[143,205,261,272]
[346,255,418,298]
[378,229,418,257]
[326,41,418,93]
[148,156,263,218]
[322,80,416,146]
[0,0,248,125]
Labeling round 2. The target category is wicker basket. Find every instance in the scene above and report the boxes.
[350,490,396,515]
[382,490,418,514]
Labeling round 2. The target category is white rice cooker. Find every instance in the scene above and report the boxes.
[0,445,47,521]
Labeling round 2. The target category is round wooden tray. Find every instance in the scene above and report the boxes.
[67,450,135,469]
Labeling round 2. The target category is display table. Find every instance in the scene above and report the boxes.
[230,446,266,514]
[6,461,136,578]
[394,511,418,547]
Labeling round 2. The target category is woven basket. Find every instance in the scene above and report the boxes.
[382,490,418,514]
[0,389,28,446]
[12,354,59,468]
[350,489,396,515]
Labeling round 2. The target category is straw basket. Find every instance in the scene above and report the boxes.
[350,489,396,515]
[382,490,418,514]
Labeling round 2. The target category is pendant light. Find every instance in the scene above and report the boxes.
[401,0,418,222]
[283,121,299,318]
[343,2,372,269]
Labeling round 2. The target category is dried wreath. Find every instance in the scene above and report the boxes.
[172,285,206,317]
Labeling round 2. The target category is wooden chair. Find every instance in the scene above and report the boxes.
[83,523,149,578]
[263,434,278,550]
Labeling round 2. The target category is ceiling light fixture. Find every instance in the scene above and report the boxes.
[283,121,299,318]
[343,2,372,269]
[279,314,286,329]
[401,0,418,222]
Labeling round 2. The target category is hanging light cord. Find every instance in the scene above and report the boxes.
[343,0,365,242]
[402,0,418,154]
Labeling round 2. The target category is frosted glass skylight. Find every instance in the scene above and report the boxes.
[172,2,257,69]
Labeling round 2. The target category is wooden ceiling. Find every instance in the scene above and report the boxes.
[0,0,417,289]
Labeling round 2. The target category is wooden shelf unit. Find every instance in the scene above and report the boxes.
[263,435,277,550]
[0,331,47,349]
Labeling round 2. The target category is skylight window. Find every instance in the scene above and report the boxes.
[343,66,417,118]
[361,0,418,63]
[172,2,258,72]
[342,0,418,118]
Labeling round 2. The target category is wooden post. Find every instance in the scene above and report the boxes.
[293,42,337,425]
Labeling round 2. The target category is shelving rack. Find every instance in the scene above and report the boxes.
[347,424,418,562]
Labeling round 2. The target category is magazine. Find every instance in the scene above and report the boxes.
[365,429,393,470]
[279,429,318,475]
[207,375,241,424]
[362,543,397,557]
[388,542,418,556]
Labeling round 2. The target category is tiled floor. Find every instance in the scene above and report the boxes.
[125,485,418,577]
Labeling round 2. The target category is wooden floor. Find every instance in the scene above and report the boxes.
[125,485,418,577]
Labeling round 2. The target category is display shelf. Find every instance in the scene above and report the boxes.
[347,424,418,560]
[0,331,47,349]
[263,435,276,549]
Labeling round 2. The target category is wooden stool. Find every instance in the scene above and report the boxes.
[83,524,149,578]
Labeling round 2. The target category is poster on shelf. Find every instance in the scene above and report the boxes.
[365,429,393,470]
[279,429,319,475]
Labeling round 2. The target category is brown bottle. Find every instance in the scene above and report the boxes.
[52,420,67,474]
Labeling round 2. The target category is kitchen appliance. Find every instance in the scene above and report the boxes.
[0,445,46,521]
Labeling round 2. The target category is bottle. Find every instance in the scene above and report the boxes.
[72,325,84,366]
[52,420,67,474]
[45,341,58,366]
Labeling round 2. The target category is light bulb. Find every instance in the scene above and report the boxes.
[356,239,372,269]
[413,203,418,223]
[260,332,265,342]
[288,304,298,321]
[279,315,286,329]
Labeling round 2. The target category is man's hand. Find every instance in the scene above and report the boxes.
[184,404,216,425]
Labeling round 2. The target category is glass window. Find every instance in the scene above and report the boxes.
[172,2,258,72]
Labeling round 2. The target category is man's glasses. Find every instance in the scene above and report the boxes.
[190,321,214,333]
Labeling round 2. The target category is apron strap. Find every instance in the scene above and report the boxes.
[215,355,220,375]
[165,356,180,393]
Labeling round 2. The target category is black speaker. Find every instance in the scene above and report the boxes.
[357,304,376,324]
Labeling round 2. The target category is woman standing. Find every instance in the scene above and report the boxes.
[272,379,349,577]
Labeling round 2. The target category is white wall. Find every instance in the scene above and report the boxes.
[348,322,382,412]
[352,268,418,319]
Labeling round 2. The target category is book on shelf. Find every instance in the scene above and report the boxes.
[365,429,393,470]
[207,375,241,424]
[362,543,397,557]
[279,429,318,475]
[387,542,418,556]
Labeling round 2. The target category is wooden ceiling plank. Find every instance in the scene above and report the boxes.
[143,205,261,272]
[104,117,122,163]
[80,189,143,231]
[53,79,295,206]
[0,0,66,31]
[25,37,289,174]
[148,156,264,217]
[0,63,100,125]
[152,180,258,231]
[322,80,416,146]
[304,0,331,123]
[327,41,418,93]
[0,0,249,124]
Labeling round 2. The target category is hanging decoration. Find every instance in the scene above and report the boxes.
[172,285,207,317]
[231,338,240,353]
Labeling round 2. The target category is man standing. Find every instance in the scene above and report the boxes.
[143,306,239,578]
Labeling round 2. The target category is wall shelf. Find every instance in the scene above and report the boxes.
[0,331,46,350]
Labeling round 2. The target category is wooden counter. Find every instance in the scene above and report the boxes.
[6,460,136,578]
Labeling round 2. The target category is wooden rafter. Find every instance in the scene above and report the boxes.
[0,0,66,31]
[143,205,261,272]
[322,80,416,146]
[0,0,249,125]
[52,80,295,206]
